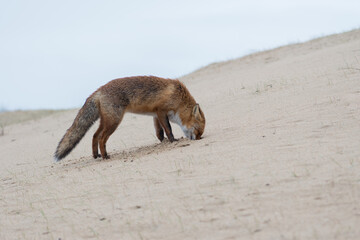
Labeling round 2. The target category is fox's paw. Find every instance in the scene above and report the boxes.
[102,154,110,160]
[169,138,178,143]
[93,154,101,159]
[156,130,164,142]
[157,135,164,142]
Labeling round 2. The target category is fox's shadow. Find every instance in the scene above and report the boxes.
[57,138,191,170]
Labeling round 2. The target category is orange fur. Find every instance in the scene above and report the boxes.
[54,76,205,161]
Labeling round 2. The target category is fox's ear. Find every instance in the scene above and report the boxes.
[192,104,202,120]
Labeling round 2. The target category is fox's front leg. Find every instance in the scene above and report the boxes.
[153,117,164,142]
[156,112,177,142]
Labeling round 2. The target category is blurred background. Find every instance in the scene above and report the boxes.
[1,0,359,111]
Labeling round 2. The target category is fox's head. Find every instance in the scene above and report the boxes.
[184,104,205,140]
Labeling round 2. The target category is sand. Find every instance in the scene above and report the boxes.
[1,29,359,239]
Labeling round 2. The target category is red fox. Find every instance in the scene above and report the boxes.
[54,76,205,161]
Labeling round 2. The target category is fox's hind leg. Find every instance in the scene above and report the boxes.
[92,118,104,159]
[153,117,164,142]
[98,105,125,159]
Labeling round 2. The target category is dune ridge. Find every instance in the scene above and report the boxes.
[0,29,359,239]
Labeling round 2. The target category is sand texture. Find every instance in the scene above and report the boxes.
[1,29,360,239]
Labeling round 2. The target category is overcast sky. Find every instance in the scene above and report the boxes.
[1,0,359,111]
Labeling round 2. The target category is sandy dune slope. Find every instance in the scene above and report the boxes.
[1,29,359,239]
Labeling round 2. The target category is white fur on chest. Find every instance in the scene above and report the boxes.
[168,111,182,125]
[168,111,194,139]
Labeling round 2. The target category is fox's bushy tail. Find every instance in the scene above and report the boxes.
[54,96,99,161]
